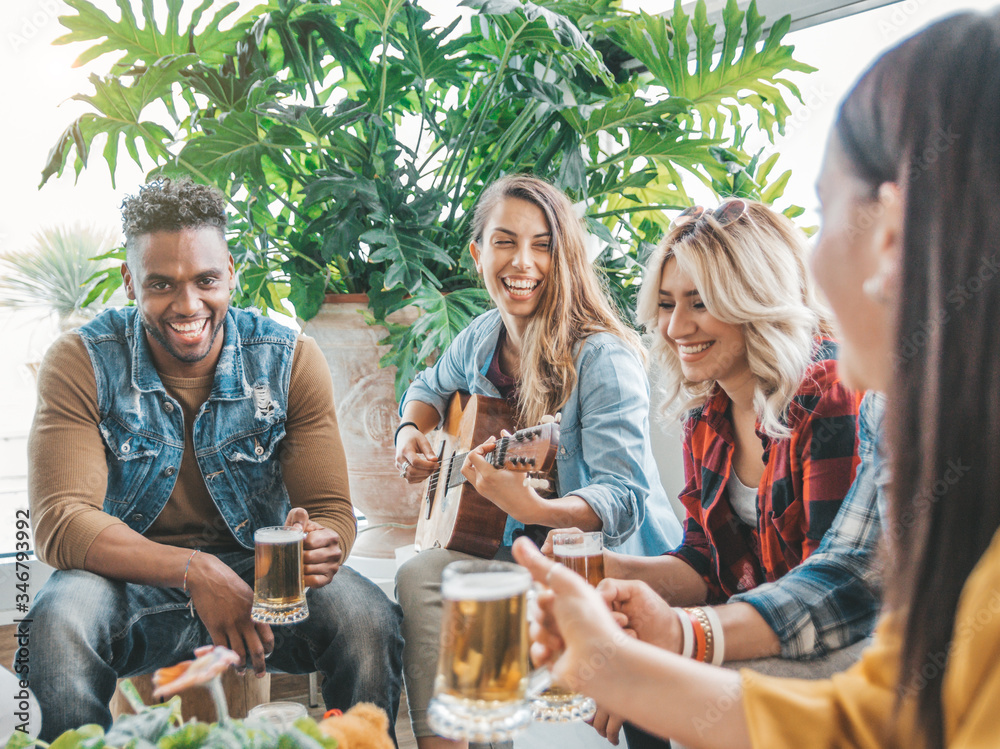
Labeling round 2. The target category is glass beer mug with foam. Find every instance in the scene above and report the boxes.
[427,560,542,742]
[531,530,602,722]
[251,526,309,625]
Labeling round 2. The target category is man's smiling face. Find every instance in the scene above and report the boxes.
[122,226,236,379]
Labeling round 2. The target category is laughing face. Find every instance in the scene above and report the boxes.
[470,196,553,339]
[122,226,236,378]
[657,257,750,389]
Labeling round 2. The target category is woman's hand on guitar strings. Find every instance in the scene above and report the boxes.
[462,436,546,524]
[394,427,439,484]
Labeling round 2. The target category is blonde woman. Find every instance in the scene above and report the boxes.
[560,200,864,747]
[598,199,861,599]
[393,174,682,749]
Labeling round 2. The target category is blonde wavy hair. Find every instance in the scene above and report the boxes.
[470,175,643,427]
[635,200,833,439]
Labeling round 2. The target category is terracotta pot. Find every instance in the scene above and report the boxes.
[302,296,424,558]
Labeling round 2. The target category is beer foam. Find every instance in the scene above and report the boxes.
[442,571,529,601]
[255,527,304,543]
[552,543,600,558]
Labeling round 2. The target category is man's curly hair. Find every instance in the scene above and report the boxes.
[121,178,228,254]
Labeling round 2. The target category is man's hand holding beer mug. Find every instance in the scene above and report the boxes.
[184,507,342,676]
[285,506,343,587]
[250,508,343,628]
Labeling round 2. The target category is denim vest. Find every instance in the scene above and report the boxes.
[77,307,298,549]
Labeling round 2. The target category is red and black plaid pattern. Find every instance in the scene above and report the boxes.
[667,339,862,602]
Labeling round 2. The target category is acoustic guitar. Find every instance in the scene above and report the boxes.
[414,393,560,559]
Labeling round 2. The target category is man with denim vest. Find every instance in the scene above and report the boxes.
[24,179,403,742]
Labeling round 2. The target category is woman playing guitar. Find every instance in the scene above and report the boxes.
[394,174,682,749]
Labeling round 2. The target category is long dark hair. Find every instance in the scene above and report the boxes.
[836,12,1000,748]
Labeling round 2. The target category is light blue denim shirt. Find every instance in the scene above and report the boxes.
[401,309,682,555]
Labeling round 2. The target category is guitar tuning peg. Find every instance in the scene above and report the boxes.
[524,476,551,491]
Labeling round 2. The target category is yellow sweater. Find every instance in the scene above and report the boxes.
[742,526,1000,748]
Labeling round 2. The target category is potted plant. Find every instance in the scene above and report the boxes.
[0,224,120,330]
[41,0,813,554]
[0,224,121,382]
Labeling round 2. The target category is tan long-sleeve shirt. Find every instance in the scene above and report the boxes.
[28,331,356,569]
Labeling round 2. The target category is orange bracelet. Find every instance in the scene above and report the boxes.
[686,608,707,662]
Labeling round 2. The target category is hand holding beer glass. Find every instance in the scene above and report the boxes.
[251,526,308,625]
[531,530,602,722]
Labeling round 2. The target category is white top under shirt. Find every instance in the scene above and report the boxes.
[727,471,759,526]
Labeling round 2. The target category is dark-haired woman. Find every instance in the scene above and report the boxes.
[514,10,1000,748]
[393,174,682,748]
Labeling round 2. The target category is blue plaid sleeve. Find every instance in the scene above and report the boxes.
[729,392,886,659]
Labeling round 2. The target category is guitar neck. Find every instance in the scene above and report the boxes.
[443,437,508,490]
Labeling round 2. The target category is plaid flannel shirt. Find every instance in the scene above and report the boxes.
[667,339,862,602]
[729,391,885,658]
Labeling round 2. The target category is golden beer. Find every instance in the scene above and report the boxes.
[251,526,308,624]
[553,548,605,587]
[428,561,534,742]
[437,573,529,701]
[533,531,602,722]
[552,530,605,586]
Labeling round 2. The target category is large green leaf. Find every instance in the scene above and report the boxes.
[362,218,455,291]
[337,0,407,32]
[612,0,815,141]
[255,100,370,143]
[176,111,302,183]
[378,286,492,399]
[394,5,466,88]
[40,54,192,186]
[465,0,613,84]
[572,96,691,138]
[54,0,251,68]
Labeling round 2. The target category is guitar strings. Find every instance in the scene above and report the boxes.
[424,435,511,493]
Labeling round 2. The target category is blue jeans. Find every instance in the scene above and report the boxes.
[23,551,403,744]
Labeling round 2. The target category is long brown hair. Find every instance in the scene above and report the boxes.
[836,12,1000,748]
[469,175,642,426]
